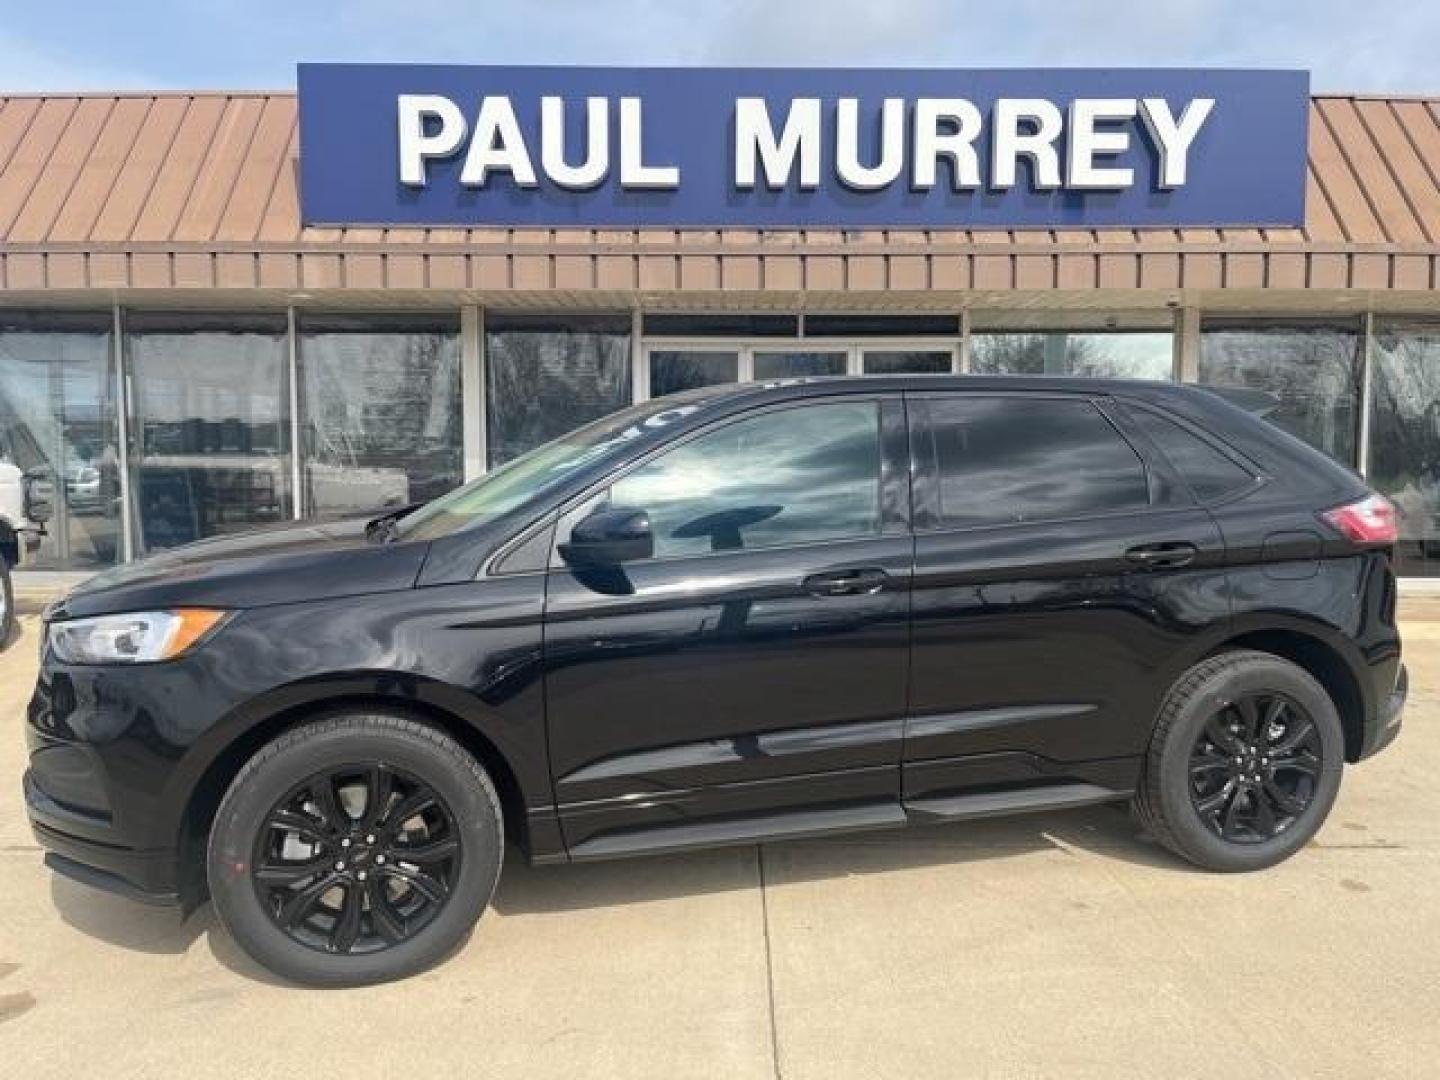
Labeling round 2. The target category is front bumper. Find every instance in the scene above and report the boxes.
[24,768,181,905]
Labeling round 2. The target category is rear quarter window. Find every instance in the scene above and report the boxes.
[1126,404,1256,502]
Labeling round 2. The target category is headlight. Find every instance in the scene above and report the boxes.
[48,609,230,664]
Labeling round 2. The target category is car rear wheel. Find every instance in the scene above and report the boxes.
[1134,650,1344,872]
[208,712,503,985]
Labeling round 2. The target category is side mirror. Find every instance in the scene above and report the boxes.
[558,506,654,567]
[22,469,54,525]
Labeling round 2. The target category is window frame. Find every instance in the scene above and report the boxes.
[1114,398,1267,509]
[638,337,960,399]
[543,393,910,570]
[908,390,1167,535]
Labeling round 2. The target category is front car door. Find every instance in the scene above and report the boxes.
[543,394,914,857]
[902,390,1231,814]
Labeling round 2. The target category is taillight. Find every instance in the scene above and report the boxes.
[1321,492,1398,545]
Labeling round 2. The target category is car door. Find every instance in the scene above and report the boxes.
[544,395,914,857]
[902,391,1231,810]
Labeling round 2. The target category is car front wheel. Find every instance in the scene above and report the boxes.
[1133,650,1345,872]
[208,712,503,986]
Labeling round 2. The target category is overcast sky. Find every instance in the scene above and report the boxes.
[1,0,1433,94]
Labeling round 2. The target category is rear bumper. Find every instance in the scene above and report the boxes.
[25,769,181,906]
[1360,663,1407,761]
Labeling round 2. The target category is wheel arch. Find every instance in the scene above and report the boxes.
[175,692,533,908]
[1203,624,1368,763]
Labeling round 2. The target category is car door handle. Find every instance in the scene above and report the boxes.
[1124,541,1199,569]
[803,568,890,597]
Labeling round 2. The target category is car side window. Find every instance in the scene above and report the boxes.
[927,396,1150,528]
[1124,405,1257,502]
[608,401,882,559]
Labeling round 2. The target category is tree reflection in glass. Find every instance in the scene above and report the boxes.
[1371,324,1440,577]
[610,402,881,558]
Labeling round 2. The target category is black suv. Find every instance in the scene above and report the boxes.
[25,377,1407,985]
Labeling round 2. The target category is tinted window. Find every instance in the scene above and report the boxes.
[1127,406,1254,502]
[610,402,881,558]
[928,397,1148,527]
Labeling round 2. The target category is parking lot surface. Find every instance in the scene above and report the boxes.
[2,593,1437,1079]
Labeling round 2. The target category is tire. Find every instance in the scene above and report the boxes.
[1134,650,1344,872]
[0,555,14,651]
[208,712,503,986]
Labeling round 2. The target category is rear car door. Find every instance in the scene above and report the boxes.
[902,391,1231,811]
[544,395,914,857]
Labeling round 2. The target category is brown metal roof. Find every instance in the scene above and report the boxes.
[0,91,1437,296]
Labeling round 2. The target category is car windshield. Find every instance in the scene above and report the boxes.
[396,393,720,541]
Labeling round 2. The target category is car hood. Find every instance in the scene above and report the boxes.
[50,517,431,619]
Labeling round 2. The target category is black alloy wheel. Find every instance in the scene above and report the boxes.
[209,714,503,985]
[1188,692,1322,843]
[253,764,462,955]
[1133,650,1344,872]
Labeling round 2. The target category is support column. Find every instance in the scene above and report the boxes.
[112,303,135,563]
[1357,311,1375,478]
[462,305,485,480]
[287,306,303,519]
[1176,306,1201,383]
[958,308,971,373]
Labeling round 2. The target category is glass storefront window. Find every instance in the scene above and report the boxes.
[126,313,291,553]
[486,312,631,467]
[0,313,122,570]
[1199,321,1361,465]
[299,314,462,517]
[863,350,952,375]
[1371,323,1440,577]
[970,331,1173,380]
[753,351,846,379]
[649,350,738,398]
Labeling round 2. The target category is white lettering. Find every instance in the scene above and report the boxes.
[619,97,679,189]
[540,96,609,190]
[396,94,467,187]
[991,99,1063,190]
[460,96,537,187]
[1067,98,1138,189]
[734,98,821,189]
[1140,97,1214,188]
[836,98,905,191]
[912,98,982,190]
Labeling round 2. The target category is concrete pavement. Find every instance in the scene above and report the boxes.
[1,596,1436,1078]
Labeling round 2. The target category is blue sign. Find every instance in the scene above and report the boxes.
[297,64,1309,230]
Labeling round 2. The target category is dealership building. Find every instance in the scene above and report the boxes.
[1,66,1438,581]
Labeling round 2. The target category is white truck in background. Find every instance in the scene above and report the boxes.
[0,452,49,647]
